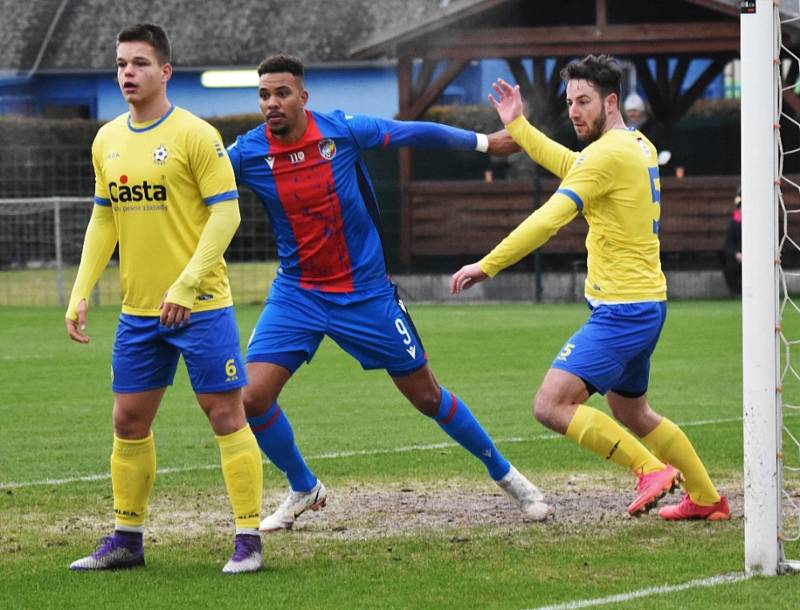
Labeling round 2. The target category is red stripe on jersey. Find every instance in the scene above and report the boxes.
[267,114,353,291]
[382,132,390,148]
[438,391,458,425]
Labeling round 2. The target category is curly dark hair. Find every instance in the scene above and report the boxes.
[560,54,623,101]
[257,54,305,80]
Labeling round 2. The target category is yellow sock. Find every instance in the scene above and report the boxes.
[642,418,720,506]
[565,405,664,475]
[111,433,156,529]
[217,426,263,530]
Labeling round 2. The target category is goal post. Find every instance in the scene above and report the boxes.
[741,0,799,576]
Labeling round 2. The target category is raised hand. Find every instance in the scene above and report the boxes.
[488,78,523,126]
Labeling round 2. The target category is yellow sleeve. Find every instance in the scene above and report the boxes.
[165,199,240,308]
[478,195,579,277]
[65,204,118,321]
[506,115,579,179]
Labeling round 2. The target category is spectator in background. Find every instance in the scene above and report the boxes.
[722,188,743,296]
[623,92,647,129]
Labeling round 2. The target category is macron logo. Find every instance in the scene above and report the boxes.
[406,345,416,359]
[265,156,275,169]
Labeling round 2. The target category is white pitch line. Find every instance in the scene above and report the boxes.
[525,572,749,610]
[0,413,757,490]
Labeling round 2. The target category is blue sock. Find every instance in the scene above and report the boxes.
[247,402,317,492]
[432,386,511,481]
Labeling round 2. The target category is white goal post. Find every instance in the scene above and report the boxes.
[741,0,800,576]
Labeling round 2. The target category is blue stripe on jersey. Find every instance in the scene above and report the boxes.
[556,188,584,211]
[204,190,238,205]
[126,105,175,133]
[94,196,111,206]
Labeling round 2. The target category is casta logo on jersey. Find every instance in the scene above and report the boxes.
[109,174,167,202]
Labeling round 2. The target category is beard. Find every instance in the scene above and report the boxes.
[575,105,607,143]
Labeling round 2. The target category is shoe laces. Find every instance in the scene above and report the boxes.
[232,534,261,562]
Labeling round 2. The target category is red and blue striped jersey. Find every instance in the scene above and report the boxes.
[227,109,479,292]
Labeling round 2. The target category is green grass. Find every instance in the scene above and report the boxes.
[0,261,278,307]
[2,301,799,609]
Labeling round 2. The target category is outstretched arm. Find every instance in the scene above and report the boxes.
[347,113,519,157]
[450,196,579,294]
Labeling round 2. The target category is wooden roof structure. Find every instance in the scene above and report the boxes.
[349,0,760,267]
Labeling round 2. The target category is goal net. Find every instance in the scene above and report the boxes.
[0,194,277,308]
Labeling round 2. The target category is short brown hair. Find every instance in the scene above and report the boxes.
[117,23,171,65]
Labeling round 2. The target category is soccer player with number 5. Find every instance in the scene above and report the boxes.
[227,54,552,531]
[65,23,263,573]
[451,55,729,521]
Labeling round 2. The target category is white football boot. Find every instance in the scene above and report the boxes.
[260,479,327,533]
[222,533,262,574]
[496,465,554,522]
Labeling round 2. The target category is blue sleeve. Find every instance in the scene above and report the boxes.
[225,137,243,183]
[344,114,478,151]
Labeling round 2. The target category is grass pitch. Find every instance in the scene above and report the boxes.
[1,300,799,609]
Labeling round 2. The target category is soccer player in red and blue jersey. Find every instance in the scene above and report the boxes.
[227,54,552,530]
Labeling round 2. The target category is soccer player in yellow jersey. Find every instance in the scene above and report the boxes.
[65,24,263,573]
[451,55,730,521]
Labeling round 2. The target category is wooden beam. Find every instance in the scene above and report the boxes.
[673,57,728,117]
[412,23,739,59]
[400,58,470,120]
[412,59,438,99]
[595,0,607,27]
[506,58,532,96]
[669,58,691,103]
[397,56,413,268]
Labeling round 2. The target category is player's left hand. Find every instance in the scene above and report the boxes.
[159,298,191,328]
[486,129,521,156]
[450,263,488,294]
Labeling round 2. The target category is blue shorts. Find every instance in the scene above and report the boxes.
[551,301,667,396]
[247,279,427,376]
[111,306,247,394]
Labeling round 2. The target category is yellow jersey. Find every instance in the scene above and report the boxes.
[480,116,667,303]
[92,106,238,315]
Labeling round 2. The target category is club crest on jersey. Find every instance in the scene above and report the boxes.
[152,144,169,165]
[318,139,336,160]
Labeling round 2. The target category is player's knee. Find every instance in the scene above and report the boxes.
[241,386,261,415]
[410,391,440,417]
[243,385,279,418]
[532,390,557,428]
[113,409,149,439]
